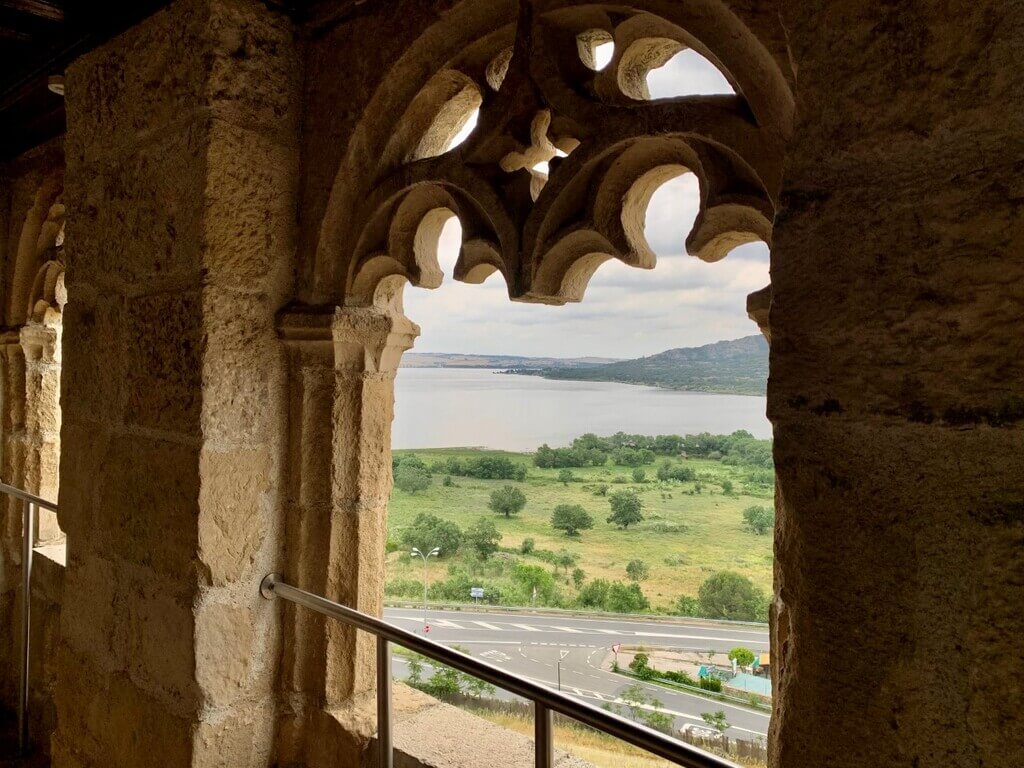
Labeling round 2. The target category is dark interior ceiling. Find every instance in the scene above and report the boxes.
[0,0,179,159]
[0,0,369,161]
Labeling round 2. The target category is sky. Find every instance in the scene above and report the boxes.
[403,48,770,360]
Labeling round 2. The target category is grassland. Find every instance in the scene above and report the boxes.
[386,448,773,611]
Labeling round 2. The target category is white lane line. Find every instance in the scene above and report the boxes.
[633,631,769,645]
[432,619,464,629]
[595,629,620,635]
[511,623,542,632]
[551,626,584,633]
[472,621,504,631]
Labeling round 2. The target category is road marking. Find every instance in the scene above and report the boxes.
[471,621,504,631]
[551,626,583,633]
[595,629,619,635]
[633,631,769,645]
[510,623,542,632]
[432,619,464,629]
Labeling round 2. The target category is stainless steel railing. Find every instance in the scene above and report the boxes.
[260,573,739,768]
[0,482,58,757]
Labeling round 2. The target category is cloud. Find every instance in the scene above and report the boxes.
[402,60,768,359]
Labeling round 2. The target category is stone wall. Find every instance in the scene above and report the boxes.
[0,138,65,730]
[53,0,298,765]
[769,3,1024,768]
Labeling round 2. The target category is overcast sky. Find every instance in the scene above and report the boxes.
[403,49,770,359]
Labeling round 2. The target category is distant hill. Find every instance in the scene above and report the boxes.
[401,353,620,369]
[505,335,768,396]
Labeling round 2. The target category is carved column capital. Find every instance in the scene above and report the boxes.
[332,306,419,376]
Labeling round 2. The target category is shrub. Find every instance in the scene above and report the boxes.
[662,670,698,686]
[605,581,650,613]
[631,468,646,483]
[400,513,462,558]
[698,571,768,622]
[728,647,756,667]
[384,578,423,598]
[520,538,535,555]
[593,483,609,496]
[394,462,431,494]
[465,517,502,561]
[742,505,775,535]
[674,595,701,616]
[558,468,574,485]
[699,677,723,693]
[625,559,650,582]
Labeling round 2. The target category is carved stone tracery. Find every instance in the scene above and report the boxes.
[326,1,791,309]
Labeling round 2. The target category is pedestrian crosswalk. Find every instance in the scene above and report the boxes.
[386,613,768,647]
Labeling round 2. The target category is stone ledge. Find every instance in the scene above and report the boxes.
[383,686,594,768]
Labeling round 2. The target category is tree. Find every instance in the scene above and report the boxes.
[607,490,644,529]
[571,567,586,589]
[551,504,594,537]
[605,581,650,613]
[675,595,701,617]
[553,549,579,575]
[465,517,501,561]
[728,647,756,668]
[489,485,526,518]
[400,513,462,558]
[742,505,775,535]
[631,467,646,483]
[558,468,574,485]
[698,571,768,621]
[394,462,431,494]
[625,559,650,582]
[701,710,730,734]
[511,562,555,604]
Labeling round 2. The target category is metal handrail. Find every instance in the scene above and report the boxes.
[0,482,58,757]
[260,573,739,768]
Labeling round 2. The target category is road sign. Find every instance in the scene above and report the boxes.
[612,644,621,654]
[424,625,430,633]
[560,650,570,660]
[470,587,484,599]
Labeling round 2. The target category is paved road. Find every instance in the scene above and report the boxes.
[383,608,771,740]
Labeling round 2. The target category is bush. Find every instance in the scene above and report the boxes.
[698,571,768,622]
[520,538,535,555]
[728,647,756,667]
[593,483,609,496]
[572,567,586,589]
[699,677,723,693]
[631,468,646,483]
[445,455,527,481]
[625,559,650,582]
[465,517,502,560]
[384,578,423,598]
[656,461,696,482]
[674,595,701,616]
[558,468,574,485]
[442,475,455,487]
[394,462,431,494]
[662,670,698,686]
[742,505,775,535]
[605,581,650,613]
[400,513,462,558]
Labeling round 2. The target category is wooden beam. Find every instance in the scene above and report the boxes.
[0,25,33,41]
[0,1,64,22]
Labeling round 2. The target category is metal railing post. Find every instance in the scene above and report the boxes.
[377,636,393,768]
[535,702,553,768]
[18,499,35,756]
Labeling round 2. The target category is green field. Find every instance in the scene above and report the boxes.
[386,447,773,612]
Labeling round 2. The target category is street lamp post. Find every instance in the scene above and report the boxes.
[410,546,440,632]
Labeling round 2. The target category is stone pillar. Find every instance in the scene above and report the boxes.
[276,306,417,768]
[19,321,62,543]
[51,1,297,766]
[769,3,1024,768]
[0,335,27,709]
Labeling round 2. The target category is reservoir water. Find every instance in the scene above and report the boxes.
[393,368,770,451]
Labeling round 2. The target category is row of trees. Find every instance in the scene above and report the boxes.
[534,430,773,470]
[392,453,527,494]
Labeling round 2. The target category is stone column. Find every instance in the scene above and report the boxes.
[276,306,417,768]
[19,321,62,543]
[0,334,27,708]
[51,1,297,766]
[769,3,1024,768]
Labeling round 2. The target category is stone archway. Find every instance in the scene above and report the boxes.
[276,2,791,764]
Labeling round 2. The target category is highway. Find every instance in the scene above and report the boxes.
[383,607,771,740]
